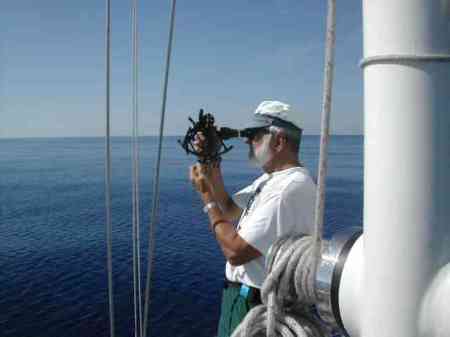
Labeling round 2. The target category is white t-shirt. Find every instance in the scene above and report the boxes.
[226,166,316,289]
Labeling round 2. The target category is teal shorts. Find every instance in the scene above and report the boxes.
[216,283,261,337]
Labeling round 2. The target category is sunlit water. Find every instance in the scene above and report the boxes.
[0,136,363,337]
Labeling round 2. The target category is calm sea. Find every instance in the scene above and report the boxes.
[0,136,363,337]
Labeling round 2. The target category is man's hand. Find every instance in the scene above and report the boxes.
[189,132,242,222]
[193,131,206,153]
[189,163,212,195]
[192,130,221,164]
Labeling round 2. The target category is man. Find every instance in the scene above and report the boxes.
[189,100,316,337]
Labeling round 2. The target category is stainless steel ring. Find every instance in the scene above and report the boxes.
[360,54,450,68]
[315,228,362,333]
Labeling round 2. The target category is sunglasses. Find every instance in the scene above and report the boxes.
[241,127,271,140]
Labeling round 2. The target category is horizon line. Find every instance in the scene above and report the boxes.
[0,133,364,140]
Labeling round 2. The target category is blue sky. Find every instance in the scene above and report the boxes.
[1,0,363,138]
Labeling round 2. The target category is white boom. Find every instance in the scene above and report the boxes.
[361,1,450,336]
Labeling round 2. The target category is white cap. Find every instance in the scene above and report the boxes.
[247,100,302,131]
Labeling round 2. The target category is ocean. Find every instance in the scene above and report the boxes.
[0,136,363,337]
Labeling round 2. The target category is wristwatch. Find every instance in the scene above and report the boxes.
[203,201,218,213]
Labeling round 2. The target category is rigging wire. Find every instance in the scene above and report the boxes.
[104,0,116,336]
[142,1,178,336]
[131,0,144,336]
[311,0,336,298]
[229,3,338,336]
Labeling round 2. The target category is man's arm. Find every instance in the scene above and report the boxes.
[202,190,261,266]
[190,164,261,266]
[192,131,242,222]
[208,164,242,222]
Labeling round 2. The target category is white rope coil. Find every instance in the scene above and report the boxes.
[263,236,316,307]
[231,236,327,337]
[232,305,324,337]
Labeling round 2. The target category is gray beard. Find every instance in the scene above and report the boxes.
[248,140,271,168]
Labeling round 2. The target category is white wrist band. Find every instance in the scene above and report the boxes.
[203,201,218,213]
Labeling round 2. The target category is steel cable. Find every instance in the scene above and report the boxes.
[131,0,144,336]
[104,0,115,336]
[142,1,177,337]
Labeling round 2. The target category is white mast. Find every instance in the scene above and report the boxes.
[361,1,450,336]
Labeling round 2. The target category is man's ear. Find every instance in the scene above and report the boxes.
[273,133,286,152]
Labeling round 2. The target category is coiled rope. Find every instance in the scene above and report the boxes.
[104,0,116,336]
[131,0,144,336]
[142,1,177,337]
[231,236,326,337]
[232,1,337,336]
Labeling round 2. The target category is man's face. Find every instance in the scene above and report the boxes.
[247,129,273,167]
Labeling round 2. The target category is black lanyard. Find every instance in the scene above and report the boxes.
[236,178,269,230]
[242,185,262,219]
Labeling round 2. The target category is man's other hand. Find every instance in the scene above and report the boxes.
[189,163,212,195]
[193,131,206,155]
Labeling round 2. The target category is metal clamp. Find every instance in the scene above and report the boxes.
[315,228,362,334]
